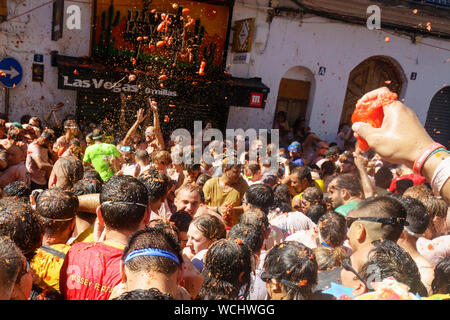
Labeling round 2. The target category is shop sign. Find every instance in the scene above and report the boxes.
[58,73,177,97]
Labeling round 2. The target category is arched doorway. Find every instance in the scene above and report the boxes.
[425,86,450,148]
[273,66,315,131]
[340,56,405,127]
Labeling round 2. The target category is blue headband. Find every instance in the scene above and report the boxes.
[321,241,331,248]
[124,248,180,265]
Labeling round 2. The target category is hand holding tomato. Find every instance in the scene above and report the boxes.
[351,89,398,151]
[352,87,434,168]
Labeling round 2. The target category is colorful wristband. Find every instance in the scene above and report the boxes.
[413,143,445,176]
[425,148,448,163]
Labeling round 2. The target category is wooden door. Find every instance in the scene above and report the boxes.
[340,57,403,126]
[274,78,311,128]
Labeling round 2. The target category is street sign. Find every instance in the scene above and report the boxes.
[0,57,23,88]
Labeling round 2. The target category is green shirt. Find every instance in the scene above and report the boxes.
[83,143,120,181]
[335,200,360,217]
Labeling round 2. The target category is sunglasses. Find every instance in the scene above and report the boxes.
[342,258,373,291]
[346,216,409,229]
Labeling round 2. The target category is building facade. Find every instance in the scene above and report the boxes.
[0,0,92,123]
[225,0,450,145]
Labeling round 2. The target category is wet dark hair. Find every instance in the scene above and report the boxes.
[71,177,102,223]
[263,241,318,300]
[398,196,430,234]
[305,204,326,224]
[83,168,102,182]
[321,161,336,178]
[228,223,265,255]
[333,173,363,197]
[20,114,32,125]
[122,227,182,276]
[318,211,347,247]
[113,288,174,300]
[100,175,148,231]
[270,183,292,212]
[239,208,269,232]
[431,257,450,295]
[359,240,427,297]
[291,166,312,184]
[192,215,226,241]
[36,188,78,236]
[354,196,407,242]
[0,198,43,261]
[303,187,323,204]
[0,236,23,296]
[184,163,201,172]
[149,220,181,250]
[245,183,274,215]
[72,177,102,196]
[3,181,31,198]
[403,184,432,199]
[421,196,447,220]
[196,174,211,188]
[169,211,193,233]
[374,167,393,190]
[198,239,252,300]
[138,169,169,202]
[396,179,414,195]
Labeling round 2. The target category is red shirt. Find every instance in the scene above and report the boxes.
[59,241,124,300]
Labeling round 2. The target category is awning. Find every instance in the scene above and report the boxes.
[53,54,270,108]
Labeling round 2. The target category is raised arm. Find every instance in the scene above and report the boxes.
[354,146,375,199]
[118,108,147,148]
[148,98,165,150]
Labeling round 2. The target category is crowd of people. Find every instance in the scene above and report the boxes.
[0,87,448,300]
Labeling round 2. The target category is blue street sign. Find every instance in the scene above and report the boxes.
[0,57,23,88]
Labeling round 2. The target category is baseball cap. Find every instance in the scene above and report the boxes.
[288,141,302,153]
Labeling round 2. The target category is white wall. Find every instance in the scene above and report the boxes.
[226,2,450,142]
[0,0,92,122]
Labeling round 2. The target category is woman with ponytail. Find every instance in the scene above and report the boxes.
[262,241,318,300]
[197,238,252,300]
[312,211,349,294]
